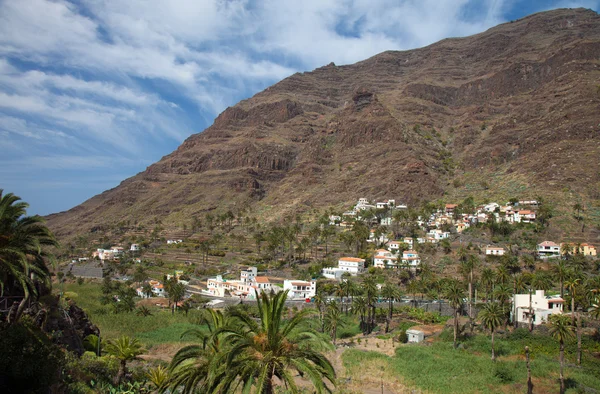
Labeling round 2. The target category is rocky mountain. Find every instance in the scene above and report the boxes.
[47,8,600,240]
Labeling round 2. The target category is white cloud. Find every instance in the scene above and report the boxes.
[0,0,597,215]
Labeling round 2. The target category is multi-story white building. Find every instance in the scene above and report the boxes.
[427,229,449,241]
[337,257,366,275]
[373,249,397,269]
[283,280,316,300]
[537,241,560,258]
[240,266,257,283]
[322,267,345,280]
[386,241,404,253]
[322,257,366,279]
[401,250,421,268]
[513,290,563,325]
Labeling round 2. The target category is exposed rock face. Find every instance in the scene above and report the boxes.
[47,8,600,238]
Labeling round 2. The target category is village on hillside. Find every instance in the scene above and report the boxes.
[62,196,597,324]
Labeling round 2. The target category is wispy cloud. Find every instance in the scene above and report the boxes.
[0,0,597,215]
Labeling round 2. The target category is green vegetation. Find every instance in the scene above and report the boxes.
[62,281,205,343]
[343,328,600,394]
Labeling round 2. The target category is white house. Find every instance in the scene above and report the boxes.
[322,267,346,280]
[403,237,414,249]
[485,246,505,256]
[517,210,536,223]
[483,202,500,213]
[380,217,392,226]
[94,249,114,261]
[250,276,272,291]
[283,280,316,300]
[406,329,425,343]
[151,281,165,297]
[130,244,140,252]
[427,229,449,241]
[401,250,421,268]
[240,266,258,283]
[537,241,560,258]
[513,290,564,325]
[386,241,404,253]
[167,239,183,245]
[337,257,366,275]
[376,200,395,209]
[373,249,398,269]
[329,215,342,225]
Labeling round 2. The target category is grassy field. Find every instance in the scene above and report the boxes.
[60,281,206,346]
[343,329,600,394]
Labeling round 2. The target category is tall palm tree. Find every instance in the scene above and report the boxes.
[565,277,582,365]
[548,314,575,394]
[363,275,378,334]
[324,300,344,345]
[217,290,336,393]
[480,268,495,302]
[167,309,231,393]
[380,283,401,333]
[552,260,569,299]
[444,280,465,348]
[0,190,58,324]
[493,283,513,330]
[105,336,144,386]
[313,291,326,332]
[168,281,186,315]
[352,296,368,332]
[479,302,503,361]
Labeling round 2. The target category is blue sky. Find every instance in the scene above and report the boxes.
[0,0,598,216]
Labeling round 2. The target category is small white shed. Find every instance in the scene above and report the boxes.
[406,329,425,343]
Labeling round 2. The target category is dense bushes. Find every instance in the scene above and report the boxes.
[0,318,65,393]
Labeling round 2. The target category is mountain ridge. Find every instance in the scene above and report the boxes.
[46,8,600,241]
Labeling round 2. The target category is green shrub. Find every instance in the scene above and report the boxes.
[493,362,515,383]
[396,330,408,344]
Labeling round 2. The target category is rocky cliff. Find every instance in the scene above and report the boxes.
[47,8,600,238]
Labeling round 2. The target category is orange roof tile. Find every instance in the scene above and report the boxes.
[339,257,365,262]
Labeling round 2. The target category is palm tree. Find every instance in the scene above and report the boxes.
[363,275,378,334]
[480,268,495,302]
[493,283,513,330]
[460,255,479,326]
[324,300,344,345]
[0,190,58,324]
[380,283,401,333]
[444,280,465,348]
[167,309,230,393]
[479,302,503,361]
[105,335,144,386]
[313,291,326,332]
[168,282,186,315]
[352,296,368,332]
[217,290,336,393]
[552,260,569,299]
[548,314,575,394]
[565,277,582,365]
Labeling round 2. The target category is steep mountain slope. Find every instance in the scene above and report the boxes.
[47,8,600,239]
